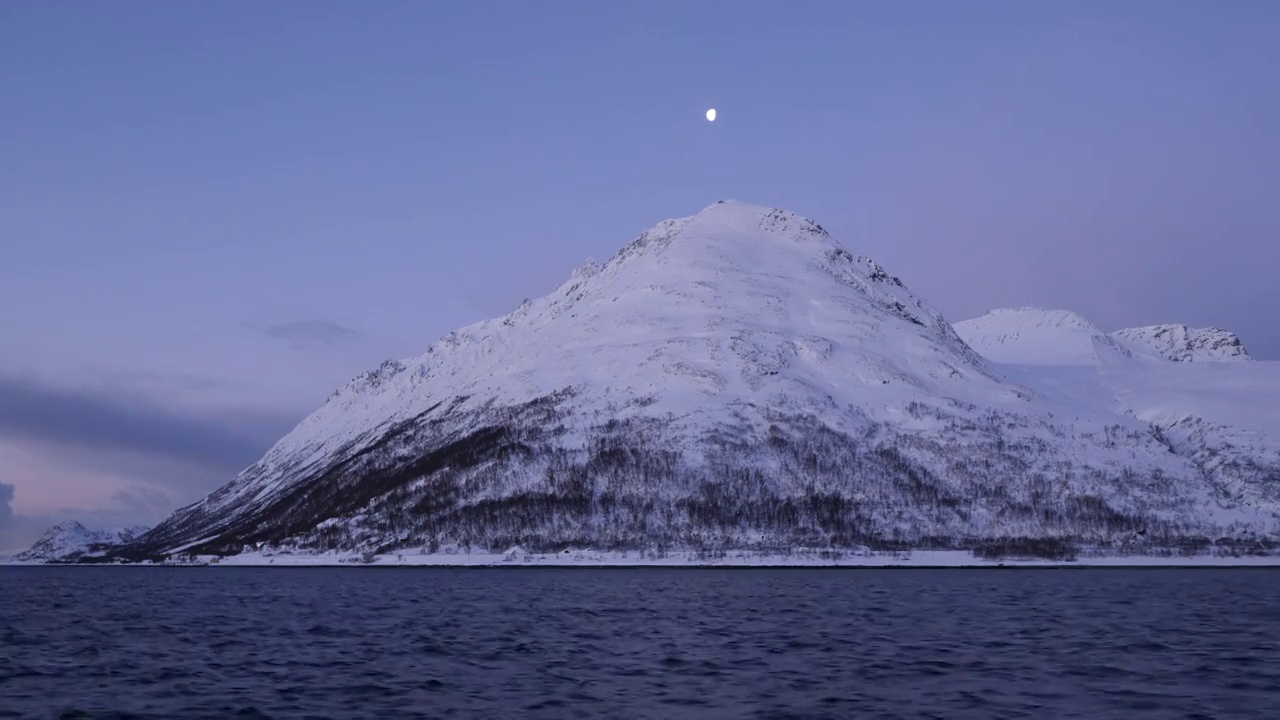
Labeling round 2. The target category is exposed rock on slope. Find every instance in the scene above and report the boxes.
[1114,325,1253,363]
[117,204,1278,561]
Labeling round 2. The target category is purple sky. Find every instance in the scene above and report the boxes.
[2,1,1277,549]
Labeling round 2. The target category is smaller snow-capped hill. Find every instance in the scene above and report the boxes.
[1114,325,1254,363]
[954,308,1135,366]
[958,307,1278,515]
[14,521,149,563]
[983,338,1280,518]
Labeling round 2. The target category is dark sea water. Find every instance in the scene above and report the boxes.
[3,568,1280,719]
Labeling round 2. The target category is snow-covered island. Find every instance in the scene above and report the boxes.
[13,202,1279,567]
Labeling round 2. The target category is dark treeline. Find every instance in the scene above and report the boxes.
[118,391,1278,562]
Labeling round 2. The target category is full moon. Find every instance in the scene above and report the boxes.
[705,108,717,122]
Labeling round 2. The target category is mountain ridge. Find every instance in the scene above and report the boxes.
[13,521,149,563]
[1114,324,1253,363]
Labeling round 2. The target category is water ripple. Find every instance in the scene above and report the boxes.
[2,567,1279,718]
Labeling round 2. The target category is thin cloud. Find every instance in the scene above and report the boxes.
[0,482,44,553]
[0,481,179,554]
[99,368,239,393]
[0,482,13,526]
[251,319,359,348]
[0,374,297,472]
[0,375,303,552]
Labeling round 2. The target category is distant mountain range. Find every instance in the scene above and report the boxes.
[954,308,1254,366]
[10,521,150,564]
[1114,324,1253,363]
[15,202,1278,564]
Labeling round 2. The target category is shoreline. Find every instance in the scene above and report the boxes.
[7,548,1280,568]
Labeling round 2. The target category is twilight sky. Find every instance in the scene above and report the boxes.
[1,1,1277,549]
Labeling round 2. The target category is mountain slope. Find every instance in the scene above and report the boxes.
[15,522,149,563]
[1114,325,1253,362]
[121,204,1278,561]
[1106,361,1280,512]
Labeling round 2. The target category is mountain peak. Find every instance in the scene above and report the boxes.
[14,521,149,563]
[973,307,1094,328]
[691,200,831,238]
[1114,324,1253,363]
[955,308,1134,366]
[609,202,836,269]
[316,202,983,418]
[684,202,835,251]
[49,520,89,533]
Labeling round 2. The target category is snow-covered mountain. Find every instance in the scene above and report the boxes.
[112,203,1277,562]
[954,308,1279,528]
[14,521,149,563]
[1114,324,1254,363]
[953,308,1135,366]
